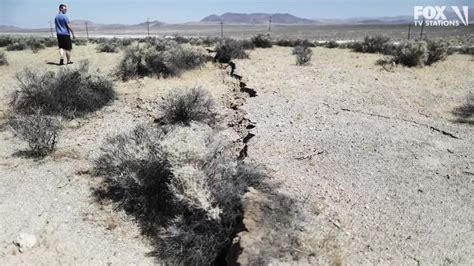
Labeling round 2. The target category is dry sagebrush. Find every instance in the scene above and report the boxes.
[116,40,210,80]
[293,45,313,66]
[94,122,263,264]
[214,39,250,63]
[0,51,8,66]
[158,87,218,126]
[9,109,61,157]
[10,61,115,118]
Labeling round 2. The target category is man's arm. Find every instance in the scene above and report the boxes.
[67,23,75,39]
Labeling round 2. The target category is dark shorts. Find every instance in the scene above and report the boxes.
[57,35,72,50]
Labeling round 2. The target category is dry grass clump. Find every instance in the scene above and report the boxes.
[158,87,218,126]
[94,121,263,264]
[293,45,313,66]
[0,51,8,66]
[8,109,61,157]
[252,34,273,48]
[116,40,210,81]
[214,39,250,63]
[10,61,115,118]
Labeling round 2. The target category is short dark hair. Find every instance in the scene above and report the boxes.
[59,4,67,10]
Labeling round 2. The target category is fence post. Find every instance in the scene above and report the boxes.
[420,19,425,39]
[85,22,89,40]
[147,18,150,37]
[49,20,54,38]
[268,16,272,33]
[220,21,224,38]
[407,23,411,40]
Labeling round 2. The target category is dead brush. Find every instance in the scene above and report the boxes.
[8,109,61,157]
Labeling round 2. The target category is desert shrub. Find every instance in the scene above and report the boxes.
[72,38,87,46]
[6,42,27,51]
[252,34,273,48]
[325,40,339,48]
[95,122,263,265]
[275,39,315,48]
[8,109,61,157]
[293,45,313,65]
[10,60,115,118]
[452,94,474,122]
[393,40,428,67]
[158,87,218,126]
[120,38,133,47]
[43,37,58,47]
[173,36,190,44]
[189,36,220,47]
[0,51,8,66]
[0,36,15,47]
[458,46,474,55]
[352,35,391,54]
[26,38,45,53]
[240,39,256,50]
[214,39,249,63]
[426,39,449,65]
[116,42,210,80]
[97,42,119,53]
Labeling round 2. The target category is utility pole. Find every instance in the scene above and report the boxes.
[420,19,425,39]
[268,16,272,33]
[49,20,54,38]
[147,18,150,37]
[85,21,89,40]
[407,23,411,40]
[220,21,224,38]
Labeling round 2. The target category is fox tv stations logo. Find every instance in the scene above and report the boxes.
[414,6,469,26]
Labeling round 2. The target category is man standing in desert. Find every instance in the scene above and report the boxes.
[55,4,75,65]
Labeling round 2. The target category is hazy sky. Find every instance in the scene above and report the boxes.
[0,0,471,28]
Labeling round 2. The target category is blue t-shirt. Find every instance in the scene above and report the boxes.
[55,13,70,36]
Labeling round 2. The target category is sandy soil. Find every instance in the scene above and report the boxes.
[235,47,473,264]
[0,44,236,264]
[0,43,472,264]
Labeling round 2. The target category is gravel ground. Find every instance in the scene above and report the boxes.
[235,47,473,264]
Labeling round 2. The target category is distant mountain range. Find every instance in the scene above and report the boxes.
[1,10,473,32]
[201,13,314,24]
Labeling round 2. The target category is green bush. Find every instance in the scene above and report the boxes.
[97,42,119,53]
[325,40,339,49]
[6,42,27,51]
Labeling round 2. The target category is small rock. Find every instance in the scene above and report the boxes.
[14,233,37,252]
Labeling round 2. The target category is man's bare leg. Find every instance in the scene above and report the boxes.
[59,48,65,65]
[66,50,72,64]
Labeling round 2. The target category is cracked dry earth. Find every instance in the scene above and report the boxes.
[235,47,473,264]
